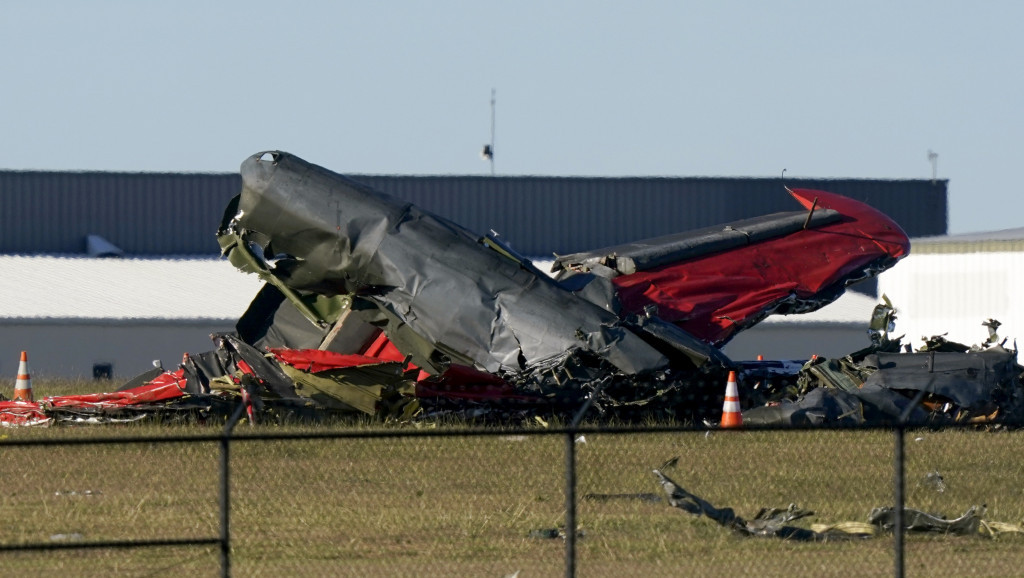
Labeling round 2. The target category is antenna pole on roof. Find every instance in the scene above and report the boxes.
[481,89,496,176]
[927,150,938,184]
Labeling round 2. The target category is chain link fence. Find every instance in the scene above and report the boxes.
[3,419,1024,577]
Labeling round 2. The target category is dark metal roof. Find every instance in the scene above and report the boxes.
[0,170,947,256]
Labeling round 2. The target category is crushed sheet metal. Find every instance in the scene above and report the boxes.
[653,469,836,541]
[0,378,187,427]
[0,401,51,427]
[217,151,908,396]
[742,308,1024,427]
[869,506,985,535]
[221,151,669,376]
[654,467,1022,541]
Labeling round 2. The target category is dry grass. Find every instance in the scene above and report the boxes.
[3,379,1024,577]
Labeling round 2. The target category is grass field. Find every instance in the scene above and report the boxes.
[3,379,1024,577]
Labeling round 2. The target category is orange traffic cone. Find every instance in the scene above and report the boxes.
[14,351,33,402]
[720,370,742,428]
[754,354,764,390]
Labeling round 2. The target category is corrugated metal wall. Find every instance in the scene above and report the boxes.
[0,171,241,254]
[358,176,947,256]
[0,170,947,256]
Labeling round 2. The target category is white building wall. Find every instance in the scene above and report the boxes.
[722,290,880,360]
[723,323,872,361]
[0,321,234,383]
[878,251,1024,348]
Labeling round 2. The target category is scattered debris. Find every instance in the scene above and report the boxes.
[53,490,101,497]
[7,152,1024,428]
[869,506,984,535]
[653,466,1024,540]
[737,300,1024,427]
[809,521,877,537]
[527,528,563,540]
[653,468,839,541]
[527,527,586,540]
[922,471,947,493]
[658,456,680,471]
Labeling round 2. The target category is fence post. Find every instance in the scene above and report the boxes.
[563,379,607,577]
[564,431,577,578]
[893,424,905,578]
[893,389,925,578]
[220,400,248,578]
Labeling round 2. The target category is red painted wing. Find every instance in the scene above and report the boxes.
[612,188,910,346]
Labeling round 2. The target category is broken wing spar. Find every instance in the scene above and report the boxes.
[218,151,910,380]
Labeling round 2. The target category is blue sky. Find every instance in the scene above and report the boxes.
[2,1,1020,234]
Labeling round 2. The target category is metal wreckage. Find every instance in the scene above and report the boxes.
[644,464,1024,541]
[3,151,1023,427]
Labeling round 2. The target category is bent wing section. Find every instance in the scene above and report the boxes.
[558,188,910,347]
